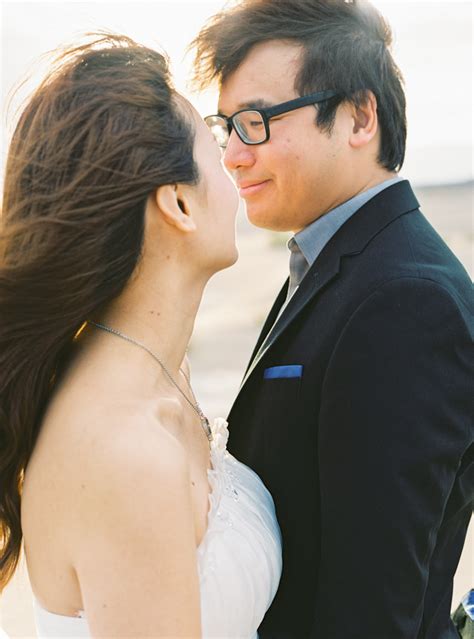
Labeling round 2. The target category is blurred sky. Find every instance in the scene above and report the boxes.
[1,0,473,187]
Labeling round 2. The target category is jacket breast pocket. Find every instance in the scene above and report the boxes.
[261,365,303,459]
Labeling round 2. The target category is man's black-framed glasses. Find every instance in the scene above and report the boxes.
[205,89,340,148]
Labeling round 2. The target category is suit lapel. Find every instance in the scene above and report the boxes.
[237,180,420,392]
[245,278,289,373]
[239,247,341,389]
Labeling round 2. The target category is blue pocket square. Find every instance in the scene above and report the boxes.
[264,365,303,379]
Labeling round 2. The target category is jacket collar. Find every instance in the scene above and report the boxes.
[237,180,420,391]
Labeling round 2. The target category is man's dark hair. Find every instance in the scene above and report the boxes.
[191,0,407,171]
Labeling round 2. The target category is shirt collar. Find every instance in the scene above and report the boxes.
[290,176,403,267]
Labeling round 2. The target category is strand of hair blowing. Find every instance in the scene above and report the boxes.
[0,33,199,591]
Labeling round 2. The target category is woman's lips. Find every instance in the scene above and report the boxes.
[238,180,270,197]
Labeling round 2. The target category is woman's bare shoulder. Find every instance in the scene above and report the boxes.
[51,397,190,509]
[67,405,201,637]
[85,398,187,471]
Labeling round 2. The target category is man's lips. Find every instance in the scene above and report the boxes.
[237,179,271,197]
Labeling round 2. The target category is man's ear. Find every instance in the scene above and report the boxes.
[154,184,197,233]
[348,90,378,150]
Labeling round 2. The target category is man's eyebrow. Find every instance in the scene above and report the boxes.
[218,98,274,116]
[237,98,273,110]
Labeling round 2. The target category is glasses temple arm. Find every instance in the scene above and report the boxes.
[264,90,340,118]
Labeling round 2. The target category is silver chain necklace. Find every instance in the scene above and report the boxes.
[87,320,213,444]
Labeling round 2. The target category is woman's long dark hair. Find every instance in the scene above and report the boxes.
[0,33,199,591]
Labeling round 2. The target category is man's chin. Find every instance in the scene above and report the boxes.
[246,204,289,232]
[245,201,266,227]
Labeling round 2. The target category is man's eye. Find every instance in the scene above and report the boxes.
[250,121,264,127]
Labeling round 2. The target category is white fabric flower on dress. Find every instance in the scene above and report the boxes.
[210,417,229,455]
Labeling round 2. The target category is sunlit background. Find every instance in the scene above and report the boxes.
[1,1,473,636]
[1,0,473,186]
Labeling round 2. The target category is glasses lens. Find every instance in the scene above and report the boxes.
[233,110,266,144]
[205,115,229,148]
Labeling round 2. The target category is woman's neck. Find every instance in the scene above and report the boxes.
[84,263,208,391]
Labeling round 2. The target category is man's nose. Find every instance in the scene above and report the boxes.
[223,130,256,172]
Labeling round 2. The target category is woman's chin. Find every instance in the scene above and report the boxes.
[206,246,239,277]
[224,245,239,269]
[230,246,239,266]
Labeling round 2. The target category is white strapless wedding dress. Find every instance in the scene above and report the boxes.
[33,418,282,638]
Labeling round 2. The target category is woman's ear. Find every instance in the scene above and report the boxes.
[154,184,197,233]
[348,90,379,150]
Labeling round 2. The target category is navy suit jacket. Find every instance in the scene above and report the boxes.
[227,180,474,638]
